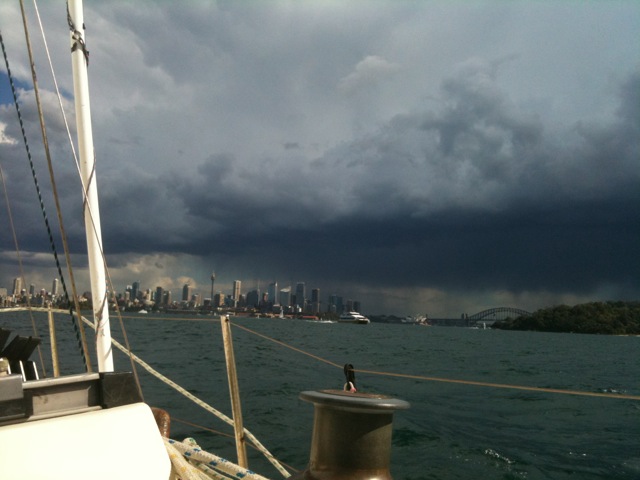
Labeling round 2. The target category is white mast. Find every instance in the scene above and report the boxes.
[68,0,113,372]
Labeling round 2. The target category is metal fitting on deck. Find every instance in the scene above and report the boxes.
[295,389,409,480]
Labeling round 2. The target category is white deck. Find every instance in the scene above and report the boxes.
[0,403,171,479]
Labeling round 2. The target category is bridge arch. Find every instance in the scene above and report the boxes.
[469,307,531,322]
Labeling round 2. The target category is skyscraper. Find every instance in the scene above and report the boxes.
[345,299,361,312]
[51,278,59,297]
[311,288,320,314]
[279,287,291,308]
[246,289,259,308]
[268,281,278,306]
[132,281,140,301]
[191,294,201,307]
[12,277,22,296]
[213,293,223,307]
[329,294,343,314]
[295,282,306,310]
[155,286,164,306]
[233,280,241,306]
[182,284,192,302]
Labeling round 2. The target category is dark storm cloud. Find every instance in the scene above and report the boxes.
[92,63,639,297]
[0,88,88,259]
[2,1,638,314]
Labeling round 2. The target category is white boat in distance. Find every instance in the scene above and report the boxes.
[338,311,371,324]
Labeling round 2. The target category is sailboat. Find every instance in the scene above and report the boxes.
[0,2,175,478]
[0,2,408,479]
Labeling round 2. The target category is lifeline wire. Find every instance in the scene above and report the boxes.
[230,321,640,401]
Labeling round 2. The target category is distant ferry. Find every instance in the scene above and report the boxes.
[338,311,371,324]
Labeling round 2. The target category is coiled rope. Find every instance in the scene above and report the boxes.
[170,417,299,475]
[165,438,271,480]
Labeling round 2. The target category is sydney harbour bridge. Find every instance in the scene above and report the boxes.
[429,307,531,327]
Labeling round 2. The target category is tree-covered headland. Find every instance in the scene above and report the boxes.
[493,301,640,335]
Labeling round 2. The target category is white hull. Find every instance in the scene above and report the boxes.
[338,311,370,324]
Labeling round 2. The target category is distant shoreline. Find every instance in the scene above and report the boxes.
[492,301,640,336]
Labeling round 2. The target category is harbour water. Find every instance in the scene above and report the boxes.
[2,312,639,479]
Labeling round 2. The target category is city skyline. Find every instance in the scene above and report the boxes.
[1,275,364,316]
[1,2,638,317]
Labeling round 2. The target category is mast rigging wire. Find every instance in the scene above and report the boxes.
[26,0,144,390]
[1,21,89,373]
[0,163,46,375]
[19,0,93,372]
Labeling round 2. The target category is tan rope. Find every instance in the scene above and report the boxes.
[31,0,89,331]
[231,321,640,401]
[34,0,129,378]
[17,0,90,372]
[354,368,640,400]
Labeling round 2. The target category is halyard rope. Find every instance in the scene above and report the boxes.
[32,0,145,392]
[22,0,93,372]
[2,4,90,372]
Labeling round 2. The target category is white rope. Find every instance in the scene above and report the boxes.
[165,439,213,480]
[166,438,272,480]
[74,314,291,478]
[181,438,231,480]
